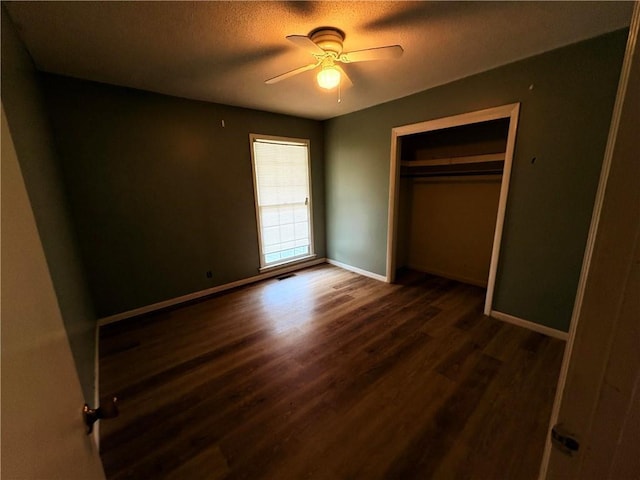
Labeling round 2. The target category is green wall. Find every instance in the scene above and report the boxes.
[9,20,626,334]
[325,30,628,332]
[41,76,326,318]
[1,10,97,401]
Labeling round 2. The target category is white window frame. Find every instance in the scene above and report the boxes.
[249,133,315,271]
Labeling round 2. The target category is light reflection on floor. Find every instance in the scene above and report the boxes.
[258,276,316,334]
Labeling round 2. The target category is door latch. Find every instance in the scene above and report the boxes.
[551,424,580,456]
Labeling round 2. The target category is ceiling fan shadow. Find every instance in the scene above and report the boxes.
[219,45,291,70]
[362,1,503,31]
[282,1,316,15]
[172,45,290,81]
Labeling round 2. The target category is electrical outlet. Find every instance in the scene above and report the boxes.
[206,270,213,279]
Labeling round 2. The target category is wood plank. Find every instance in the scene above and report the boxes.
[164,444,229,480]
[99,264,564,479]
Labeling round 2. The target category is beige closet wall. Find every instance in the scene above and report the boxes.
[407,174,502,286]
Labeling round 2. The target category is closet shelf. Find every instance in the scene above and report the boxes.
[400,152,505,178]
[400,152,505,168]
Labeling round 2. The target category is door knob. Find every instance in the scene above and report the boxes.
[83,396,119,434]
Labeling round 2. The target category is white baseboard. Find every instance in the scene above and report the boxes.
[98,257,327,326]
[326,258,387,282]
[490,310,568,340]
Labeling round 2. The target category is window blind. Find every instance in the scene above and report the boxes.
[252,138,313,267]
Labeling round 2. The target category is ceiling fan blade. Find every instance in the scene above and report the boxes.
[286,35,325,55]
[265,62,320,84]
[335,65,353,89]
[341,45,404,63]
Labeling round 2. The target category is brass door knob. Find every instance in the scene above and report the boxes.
[83,396,119,434]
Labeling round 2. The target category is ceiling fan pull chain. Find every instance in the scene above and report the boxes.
[338,82,342,103]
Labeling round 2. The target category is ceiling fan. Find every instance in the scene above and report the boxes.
[265,27,404,90]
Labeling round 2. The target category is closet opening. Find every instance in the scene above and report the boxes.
[386,104,520,315]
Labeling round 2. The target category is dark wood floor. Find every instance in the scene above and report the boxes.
[99,264,564,479]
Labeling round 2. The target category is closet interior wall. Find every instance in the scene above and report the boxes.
[396,119,510,287]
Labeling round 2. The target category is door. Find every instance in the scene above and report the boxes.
[540,5,639,478]
[1,105,106,479]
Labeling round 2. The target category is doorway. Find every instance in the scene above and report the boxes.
[386,103,520,315]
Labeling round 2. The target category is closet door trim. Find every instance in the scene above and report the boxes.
[386,103,520,316]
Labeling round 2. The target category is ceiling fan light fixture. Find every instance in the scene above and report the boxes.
[266,26,402,90]
[317,66,341,90]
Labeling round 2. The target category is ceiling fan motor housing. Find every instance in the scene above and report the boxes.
[310,27,345,55]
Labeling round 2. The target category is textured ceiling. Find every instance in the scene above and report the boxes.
[4,1,633,120]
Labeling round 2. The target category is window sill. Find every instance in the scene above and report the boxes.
[259,254,317,273]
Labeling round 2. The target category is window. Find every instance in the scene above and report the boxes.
[250,134,314,269]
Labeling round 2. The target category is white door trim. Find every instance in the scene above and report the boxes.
[385,103,520,316]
